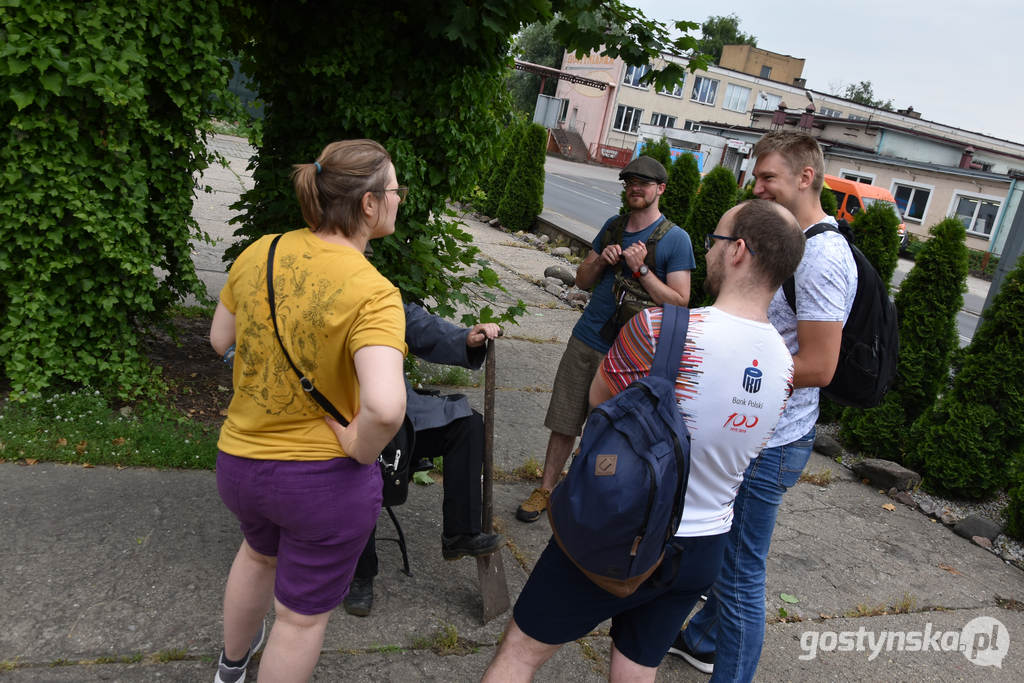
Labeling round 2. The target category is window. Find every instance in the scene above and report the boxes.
[848,113,867,121]
[820,107,843,118]
[613,105,643,133]
[951,193,1000,237]
[683,120,701,131]
[722,84,751,112]
[558,98,569,122]
[841,171,874,185]
[659,75,685,97]
[691,76,719,105]
[650,112,677,128]
[622,64,651,89]
[891,183,931,222]
[760,65,772,79]
[755,91,781,111]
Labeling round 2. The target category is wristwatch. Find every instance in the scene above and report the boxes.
[632,265,650,279]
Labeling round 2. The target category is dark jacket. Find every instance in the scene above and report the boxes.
[404,303,485,431]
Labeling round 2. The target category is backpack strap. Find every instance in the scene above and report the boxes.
[642,217,675,271]
[782,222,840,313]
[651,304,690,382]
[598,214,629,253]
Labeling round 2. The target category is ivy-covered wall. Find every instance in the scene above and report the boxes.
[1,1,232,395]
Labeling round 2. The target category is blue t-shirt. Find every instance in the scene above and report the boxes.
[573,214,695,353]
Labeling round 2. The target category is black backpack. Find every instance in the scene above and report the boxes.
[782,222,899,408]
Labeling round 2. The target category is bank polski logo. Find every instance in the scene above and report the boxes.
[742,360,762,393]
[798,616,1008,667]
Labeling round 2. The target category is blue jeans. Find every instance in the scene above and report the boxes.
[683,427,815,683]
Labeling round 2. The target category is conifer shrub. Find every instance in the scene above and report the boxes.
[849,201,901,293]
[1006,460,1024,541]
[639,137,672,168]
[682,166,737,306]
[820,185,838,217]
[840,218,969,459]
[480,118,526,217]
[662,152,700,226]
[907,253,1024,499]
[735,181,755,204]
[497,123,547,232]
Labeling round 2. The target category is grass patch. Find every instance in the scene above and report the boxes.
[413,623,461,654]
[510,456,543,481]
[92,653,145,665]
[844,593,916,618]
[372,644,405,654]
[404,358,475,388]
[153,648,188,663]
[0,389,219,469]
[799,469,834,487]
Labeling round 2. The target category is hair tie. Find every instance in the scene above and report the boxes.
[313,161,322,174]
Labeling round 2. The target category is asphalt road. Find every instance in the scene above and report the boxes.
[542,157,987,345]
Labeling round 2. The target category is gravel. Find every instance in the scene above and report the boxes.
[817,423,1024,570]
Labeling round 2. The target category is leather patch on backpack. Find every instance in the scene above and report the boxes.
[595,454,617,476]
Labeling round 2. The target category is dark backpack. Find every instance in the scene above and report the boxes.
[782,222,899,408]
[548,304,691,597]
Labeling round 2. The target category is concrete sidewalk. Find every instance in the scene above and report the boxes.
[1,137,1021,681]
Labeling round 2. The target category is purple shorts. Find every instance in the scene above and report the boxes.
[216,451,382,615]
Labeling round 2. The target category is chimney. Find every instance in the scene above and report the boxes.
[792,77,806,88]
[959,146,982,170]
[798,104,815,130]
[771,102,787,128]
[898,105,922,119]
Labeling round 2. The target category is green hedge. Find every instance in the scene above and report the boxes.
[841,218,969,459]
[497,123,547,232]
[683,166,737,306]
[661,152,700,227]
[908,252,1024,499]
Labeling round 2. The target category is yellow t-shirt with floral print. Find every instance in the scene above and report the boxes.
[217,229,407,461]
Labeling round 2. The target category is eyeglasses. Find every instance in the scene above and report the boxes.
[379,186,409,203]
[705,233,756,256]
[622,178,657,189]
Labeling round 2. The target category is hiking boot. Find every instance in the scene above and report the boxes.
[343,577,374,617]
[666,632,714,674]
[515,487,550,523]
[214,615,268,683]
[441,532,503,560]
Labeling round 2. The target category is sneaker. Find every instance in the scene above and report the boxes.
[441,532,504,560]
[667,632,714,674]
[343,577,374,617]
[214,616,268,683]
[413,457,434,473]
[515,487,550,523]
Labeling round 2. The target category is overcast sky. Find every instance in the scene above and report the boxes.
[627,0,1022,145]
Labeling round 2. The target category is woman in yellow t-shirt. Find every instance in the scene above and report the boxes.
[208,139,408,683]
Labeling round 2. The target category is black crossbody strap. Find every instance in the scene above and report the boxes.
[266,233,349,426]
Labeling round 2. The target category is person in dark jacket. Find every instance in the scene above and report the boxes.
[343,302,504,616]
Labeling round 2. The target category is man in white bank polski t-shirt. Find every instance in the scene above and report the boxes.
[482,199,805,683]
[673,131,859,682]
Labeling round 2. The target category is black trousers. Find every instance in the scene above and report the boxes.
[354,410,484,579]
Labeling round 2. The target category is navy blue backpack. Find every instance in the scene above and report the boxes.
[548,304,691,597]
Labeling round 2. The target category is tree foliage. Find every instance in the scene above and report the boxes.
[697,14,756,65]
[840,80,894,111]
[224,1,706,326]
[497,123,547,232]
[683,166,737,306]
[907,253,1024,500]
[849,201,901,293]
[508,20,564,114]
[840,218,969,459]
[0,0,233,395]
[662,153,701,227]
